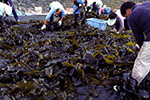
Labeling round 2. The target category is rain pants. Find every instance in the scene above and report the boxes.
[132,41,150,85]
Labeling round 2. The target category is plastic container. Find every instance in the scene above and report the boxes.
[86,18,107,31]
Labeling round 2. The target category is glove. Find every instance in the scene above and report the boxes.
[135,44,140,49]
[58,20,62,26]
[89,9,92,12]
[79,4,82,7]
[41,25,46,30]
[112,28,117,32]
[116,32,119,34]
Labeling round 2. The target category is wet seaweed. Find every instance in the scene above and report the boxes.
[0,14,149,100]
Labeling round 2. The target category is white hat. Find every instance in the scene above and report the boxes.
[4,5,12,15]
[107,18,117,26]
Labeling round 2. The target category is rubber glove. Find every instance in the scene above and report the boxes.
[135,44,140,49]
[41,25,46,30]
[79,4,82,7]
[58,20,62,26]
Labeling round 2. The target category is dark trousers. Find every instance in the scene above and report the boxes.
[0,16,3,26]
[74,14,79,22]
[47,14,64,31]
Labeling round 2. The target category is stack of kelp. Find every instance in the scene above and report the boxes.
[0,14,149,100]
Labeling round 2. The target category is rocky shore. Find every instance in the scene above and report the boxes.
[13,0,73,15]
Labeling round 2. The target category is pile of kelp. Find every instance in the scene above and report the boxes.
[0,14,149,100]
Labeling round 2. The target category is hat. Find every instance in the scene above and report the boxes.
[107,18,116,26]
[107,12,117,26]
[4,4,12,15]
[120,1,136,16]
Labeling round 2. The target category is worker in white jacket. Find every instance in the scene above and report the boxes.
[87,0,103,13]
[41,1,65,30]
[0,2,12,25]
[0,2,12,16]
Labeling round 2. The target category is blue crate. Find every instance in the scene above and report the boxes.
[86,18,107,31]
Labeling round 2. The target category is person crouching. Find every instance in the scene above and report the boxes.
[0,2,12,26]
[86,0,103,13]
[41,1,65,31]
[107,11,124,34]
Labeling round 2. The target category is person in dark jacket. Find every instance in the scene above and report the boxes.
[120,1,150,85]
[124,18,130,30]
[0,0,19,22]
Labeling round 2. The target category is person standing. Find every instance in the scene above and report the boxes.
[120,1,150,85]
[41,1,65,30]
[0,0,19,22]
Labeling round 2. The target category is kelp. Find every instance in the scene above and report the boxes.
[0,13,149,100]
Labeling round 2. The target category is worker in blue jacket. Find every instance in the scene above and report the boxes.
[0,0,19,22]
[120,1,150,85]
[73,0,87,23]
[41,1,65,30]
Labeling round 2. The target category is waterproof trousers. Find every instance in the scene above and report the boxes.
[132,41,150,85]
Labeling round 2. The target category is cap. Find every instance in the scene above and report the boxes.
[107,12,117,26]
[107,18,117,26]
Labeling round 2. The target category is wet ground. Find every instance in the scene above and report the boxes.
[7,15,46,22]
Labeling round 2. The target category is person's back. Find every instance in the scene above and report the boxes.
[129,1,150,46]
[49,1,64,11]
[0,2,12,16]
[46,1,65,22]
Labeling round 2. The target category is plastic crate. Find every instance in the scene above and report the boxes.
[86,18,107,31]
